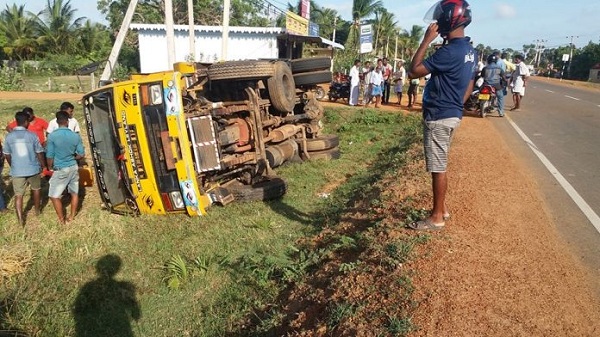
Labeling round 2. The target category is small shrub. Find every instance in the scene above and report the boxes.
[0,68,25,91]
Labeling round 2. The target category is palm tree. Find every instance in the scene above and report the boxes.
[0,4,37,60]
[312,7,340,41]
[372,9,397,57]
[33,0,86,55]
[347,0,383,55]
[399,25,424,62]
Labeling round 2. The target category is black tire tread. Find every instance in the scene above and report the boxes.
[208,60,274,81]
[291,57,332,73]
[267,61,296,112]
[225,177,287,202]
[293,70,332,86]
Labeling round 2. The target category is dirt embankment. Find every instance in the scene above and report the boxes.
[279,85,600,335]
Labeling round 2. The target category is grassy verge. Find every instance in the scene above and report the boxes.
[1,102,426,336]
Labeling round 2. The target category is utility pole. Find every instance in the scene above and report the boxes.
[221,0,231,61]
[165,0,176,68]
[188,0,196,61]
[566,35,578,79]
[533,39,546,67]
[332,16,337,43]
[100,0,139,81]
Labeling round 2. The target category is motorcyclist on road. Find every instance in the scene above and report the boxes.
[481,54,506,117]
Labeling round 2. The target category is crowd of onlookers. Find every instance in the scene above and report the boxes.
[347,57,428,109]
[0,102,85,226]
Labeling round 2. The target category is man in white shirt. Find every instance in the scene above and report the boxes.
[47,101,81,134]
[510,54,530,111]
[348,59,361,106]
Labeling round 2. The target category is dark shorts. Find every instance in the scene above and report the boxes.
[12,174,41,196]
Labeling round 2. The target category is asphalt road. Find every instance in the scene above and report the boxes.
[492,77,600,276]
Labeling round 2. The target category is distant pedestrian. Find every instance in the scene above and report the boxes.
[362,61,373,105]
[381,57,393,104]
[3,111,46,226]
[348,59,361,106]
[6,107,49,146]
[510,54,530,111]
[0,137,8,213]
[47,102,81,134]
[367,65,383,108]
[394,59,406,106]
[407,0,477,230]
[46,110,85,224]
[407,78,420,108]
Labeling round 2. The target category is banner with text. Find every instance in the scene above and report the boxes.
[359,24,373,54]
[286,11,309,35]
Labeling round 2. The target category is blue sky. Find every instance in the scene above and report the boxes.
[7,0,600,53]
[317,0,600,51]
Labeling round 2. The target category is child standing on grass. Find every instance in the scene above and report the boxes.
[395,78,404,106]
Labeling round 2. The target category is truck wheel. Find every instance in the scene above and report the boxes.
[267,61,296,112]
[290,57,331,73]
[296,134,339,152]
[208,60,274,81]
[301,147,341,161]
[225,177,287,202]
[293,70,332,86]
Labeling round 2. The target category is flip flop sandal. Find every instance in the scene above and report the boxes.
[407,219,445,231]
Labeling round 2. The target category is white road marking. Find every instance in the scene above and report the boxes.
[507,116,600,234]
[545,89,555,93]
[565,95,580,101]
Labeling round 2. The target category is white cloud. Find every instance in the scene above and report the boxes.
[495,3,516,19]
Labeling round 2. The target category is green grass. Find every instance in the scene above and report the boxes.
[16,75,92,93]
[1,103,422,336]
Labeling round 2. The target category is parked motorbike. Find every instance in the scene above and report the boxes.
[477,84,497,118]
[328,80,350,102]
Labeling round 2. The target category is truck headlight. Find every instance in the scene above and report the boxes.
[169,191,185,210]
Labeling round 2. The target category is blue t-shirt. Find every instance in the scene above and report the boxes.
[2,126,44,177]
[422,37,478,121]
[46,127,85,169]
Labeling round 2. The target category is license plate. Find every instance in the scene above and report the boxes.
[478,94,490,100]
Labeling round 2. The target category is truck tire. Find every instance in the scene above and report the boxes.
[296,134,339,152]
[267,61,296,112]
[293,70,332,87]
[225,177,287,202]
[208,60,274,81]
[290,57,332,73]
[301,147,341,161]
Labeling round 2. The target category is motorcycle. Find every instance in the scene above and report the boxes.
[464,76,483,112]
[477,83,497,118]
[328,80,350,102]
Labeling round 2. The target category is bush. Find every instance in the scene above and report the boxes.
[0,67,25,91]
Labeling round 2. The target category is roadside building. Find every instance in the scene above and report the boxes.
[588,63,600,83]
[131,24,343,73]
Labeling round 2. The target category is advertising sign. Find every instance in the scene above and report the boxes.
[286,11,309,35]
[300,0,310,19]
[308,22,319,37]
[360,24,373,54]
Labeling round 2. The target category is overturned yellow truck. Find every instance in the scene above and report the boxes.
[82,58,337,216]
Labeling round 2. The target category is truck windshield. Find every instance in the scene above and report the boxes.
[85,91,128,209]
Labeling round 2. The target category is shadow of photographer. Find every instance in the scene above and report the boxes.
[72,254,141,337]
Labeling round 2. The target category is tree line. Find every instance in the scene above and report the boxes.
[1,0,598,81]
